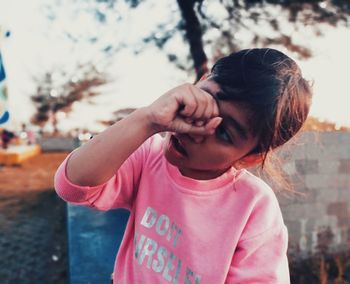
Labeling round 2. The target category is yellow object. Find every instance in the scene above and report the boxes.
[0,144,41,165]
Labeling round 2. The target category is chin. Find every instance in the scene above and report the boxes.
[163,148,181,167]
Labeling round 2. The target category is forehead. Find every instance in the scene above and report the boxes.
[195,79,252,135]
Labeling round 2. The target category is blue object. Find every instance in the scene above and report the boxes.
[0,44,9,124]
[67,204,129,284]
[0,54,5,82]
[0,110,9,124]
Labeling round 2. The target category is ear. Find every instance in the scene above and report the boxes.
[235,153,263,169]
[199,72,211,82]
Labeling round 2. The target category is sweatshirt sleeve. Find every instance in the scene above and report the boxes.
[225,173,291,283]
[225,225,290,284]
[54,137,153,211]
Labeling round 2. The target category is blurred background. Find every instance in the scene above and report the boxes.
[0,0,349,283]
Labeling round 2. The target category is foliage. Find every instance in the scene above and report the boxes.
[30,63,107,133]
[288,225,350,283]
[43,0,350,79]
[289,249,350,283]
[38,0,350,130]
[302,116,350,131]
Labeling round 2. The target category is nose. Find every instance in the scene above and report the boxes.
[187,133,205,144]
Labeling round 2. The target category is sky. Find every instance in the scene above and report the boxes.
[0,0,350,133]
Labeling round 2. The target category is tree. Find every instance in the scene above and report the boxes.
[175,0,350,81]
[39,0,350,131]
[48,0,349,81]
[302,116,350,131]
[30,63,107,134]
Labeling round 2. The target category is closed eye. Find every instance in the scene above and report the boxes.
[216,124,233,144]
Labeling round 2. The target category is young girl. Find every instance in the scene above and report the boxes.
[55,48,312,283]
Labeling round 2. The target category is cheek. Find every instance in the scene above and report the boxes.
[195,147,237,167]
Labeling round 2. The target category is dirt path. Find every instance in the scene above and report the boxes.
[0,152,68,194]
[0,152,69,283]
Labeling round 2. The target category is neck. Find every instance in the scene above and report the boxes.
[179,167,230,180]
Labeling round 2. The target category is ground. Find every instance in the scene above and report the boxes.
[0,152,68,283]
[0,152,68,194]
[1,151,348,283]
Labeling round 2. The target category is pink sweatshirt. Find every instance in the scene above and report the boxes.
[54,134,290,284]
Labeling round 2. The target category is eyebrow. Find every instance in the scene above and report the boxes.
[224,115,249,141]
[199,86,249,140]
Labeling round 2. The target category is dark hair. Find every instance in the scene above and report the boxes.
[209,48,312,166]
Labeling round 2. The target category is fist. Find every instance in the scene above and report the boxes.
[145,83,222,135]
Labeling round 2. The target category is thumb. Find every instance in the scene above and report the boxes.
[169,117,197,133]
[170,116,222,135]
[205,117,223,133]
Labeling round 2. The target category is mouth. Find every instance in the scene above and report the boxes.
[170,135,188,157]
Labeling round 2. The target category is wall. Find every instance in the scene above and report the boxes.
[275,132,350,254]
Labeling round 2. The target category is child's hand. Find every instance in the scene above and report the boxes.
[145,83,222,135]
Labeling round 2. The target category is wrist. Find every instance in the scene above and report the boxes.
[133,107,162,136]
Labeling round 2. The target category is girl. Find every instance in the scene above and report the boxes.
[55,48,312,283]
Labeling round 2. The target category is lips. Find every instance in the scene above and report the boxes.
[170,135,188,157]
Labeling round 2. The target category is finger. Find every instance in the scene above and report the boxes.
[176,88,198,117]
[170,117,207,134]
[194,120,205,127]
[205,117,223,134]
[170,117,197,133]
[202,94,219,119]
[171,117,222,135]
[180,101,198,117]
[196,87,220,119]
[182,125,209,135]
[185,118,194,124]
[180,84,207,119]
[191,93,209,120]
[211,97,220,118]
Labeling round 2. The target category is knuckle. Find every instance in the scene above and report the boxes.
[170,92,178,100]
[176,124,189,133]
[212,101,219,114]
[186,100,197,109]
[182,83,193,91]
[197,94,208,104]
